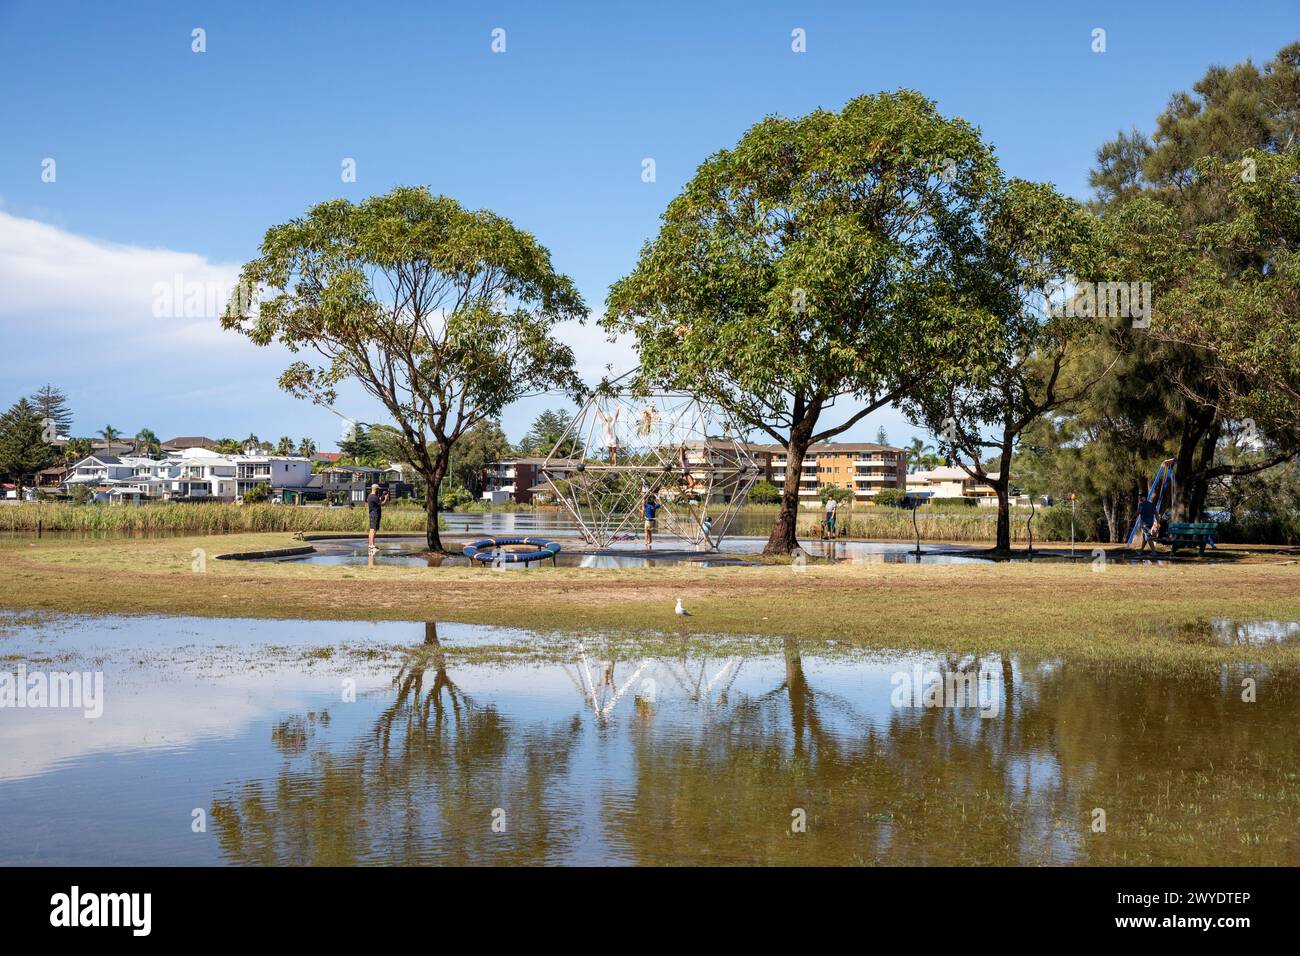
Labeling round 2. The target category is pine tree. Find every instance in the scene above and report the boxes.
[29,384,72,438]
[0,399,58,498]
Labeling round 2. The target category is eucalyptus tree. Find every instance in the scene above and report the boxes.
[905,180,1104,553]
[606,91,1003,553]
[223,186,585,551]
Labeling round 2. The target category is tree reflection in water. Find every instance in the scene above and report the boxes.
[209,627,1300,866]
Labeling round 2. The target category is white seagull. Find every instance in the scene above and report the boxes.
[675,597,690,617]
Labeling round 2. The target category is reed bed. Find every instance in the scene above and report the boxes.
[788,505,1085,543]
[0,502,437,535]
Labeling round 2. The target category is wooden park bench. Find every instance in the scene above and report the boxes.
[1158,521,1217,556]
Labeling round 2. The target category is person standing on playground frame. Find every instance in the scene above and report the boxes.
[367,483,391,553]
[643,490,659,550]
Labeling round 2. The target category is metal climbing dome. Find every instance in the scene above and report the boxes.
[539,375,760,549]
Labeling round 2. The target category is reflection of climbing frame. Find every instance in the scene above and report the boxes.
[560,645,743,723]
[542,371,760,549]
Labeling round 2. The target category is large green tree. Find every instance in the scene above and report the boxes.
[29,384,72,438]
[519,408,575,457]
[448,418,512,496]
[223,186,585,550]
[906,180,1104,553]
[0,399,58,498]
[1084,42,1300,521]
[605,91,1002,553]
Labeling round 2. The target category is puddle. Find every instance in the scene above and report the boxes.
[276,537,995,568]
[1169,618,1300,646]
[0,613,1296,866]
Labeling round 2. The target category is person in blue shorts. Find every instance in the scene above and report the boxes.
[643,491,659,550]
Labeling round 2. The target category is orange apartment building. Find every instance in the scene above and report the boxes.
[761,442,907,503]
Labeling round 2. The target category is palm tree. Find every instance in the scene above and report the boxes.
[242,433,261,454]
[214,438,243,455]
[64,437,94,463]
[276,436,295,456]
[907,437,934,474]
[134,428,160,456]
[98,425,122,454]
[297,437,317,458]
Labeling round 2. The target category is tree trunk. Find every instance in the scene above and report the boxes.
[993,481,1011,553]
[1168,410,1215,521]
[764,414,817,556]
[425,484,443,552]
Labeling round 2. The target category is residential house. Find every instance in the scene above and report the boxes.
[62,447,314,502]
[318,465,386,504]
[905,466,1001,504]
[482,457,579,504]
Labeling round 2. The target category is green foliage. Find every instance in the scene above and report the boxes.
[448,418,512,494]
[1080,42,1300,519]
[748,479,781,504]
[0,502,443,534]
[605,90,1004,551]
[134,428,160,456]
[0,398,58,494]
[242,483,271,503]
[519,408,575,457]
[222,185,585,549]
[873,487,909,508]
[29,384,72,437]
[820,485,855,505]
[439,480,473,510]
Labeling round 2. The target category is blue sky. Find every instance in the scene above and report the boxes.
[1,0,1294,449]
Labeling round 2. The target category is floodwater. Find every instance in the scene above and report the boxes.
[276,537,993,568]
[1,613,1296,866]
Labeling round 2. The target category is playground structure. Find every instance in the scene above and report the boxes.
[1125,459,1217,554]
[540,376,761,549]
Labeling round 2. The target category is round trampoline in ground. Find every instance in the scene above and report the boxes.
[463,536,562,566]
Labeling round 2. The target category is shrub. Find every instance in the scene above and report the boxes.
[748,480,781,505]
[873,488,909,508]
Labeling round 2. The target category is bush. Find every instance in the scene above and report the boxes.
[241,483,271,504]
[873,488,909,508]
[748,480,781,505]
[439,483,473,510]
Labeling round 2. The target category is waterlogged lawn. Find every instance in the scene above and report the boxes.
[2,533,1300,666]
[0,614,1297,866]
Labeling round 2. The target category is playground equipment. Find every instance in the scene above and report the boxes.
[463,536,561,565]
[1127,460,1177,547]
[1125,459,1217,553]
[540,373,760,549]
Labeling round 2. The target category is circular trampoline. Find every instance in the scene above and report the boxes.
[462,536,562,566]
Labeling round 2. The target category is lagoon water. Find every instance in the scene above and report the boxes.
[0,613,1296,866]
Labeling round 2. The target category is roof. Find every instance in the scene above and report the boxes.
[161,436,217,449]
[764,442,902,455]
[908,467,1001,482]
[311,452,342,462]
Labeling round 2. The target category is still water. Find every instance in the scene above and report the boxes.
[0,614,1295,866]
[281,537,992,568]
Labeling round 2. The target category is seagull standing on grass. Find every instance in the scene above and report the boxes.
[675,597,690,617]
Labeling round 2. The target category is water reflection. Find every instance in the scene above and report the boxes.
[0,615,1296,866]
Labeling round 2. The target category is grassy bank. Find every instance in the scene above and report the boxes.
[3,532,1300,667]
[0,501,440,535]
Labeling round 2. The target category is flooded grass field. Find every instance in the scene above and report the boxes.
[2,613,1297,866]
